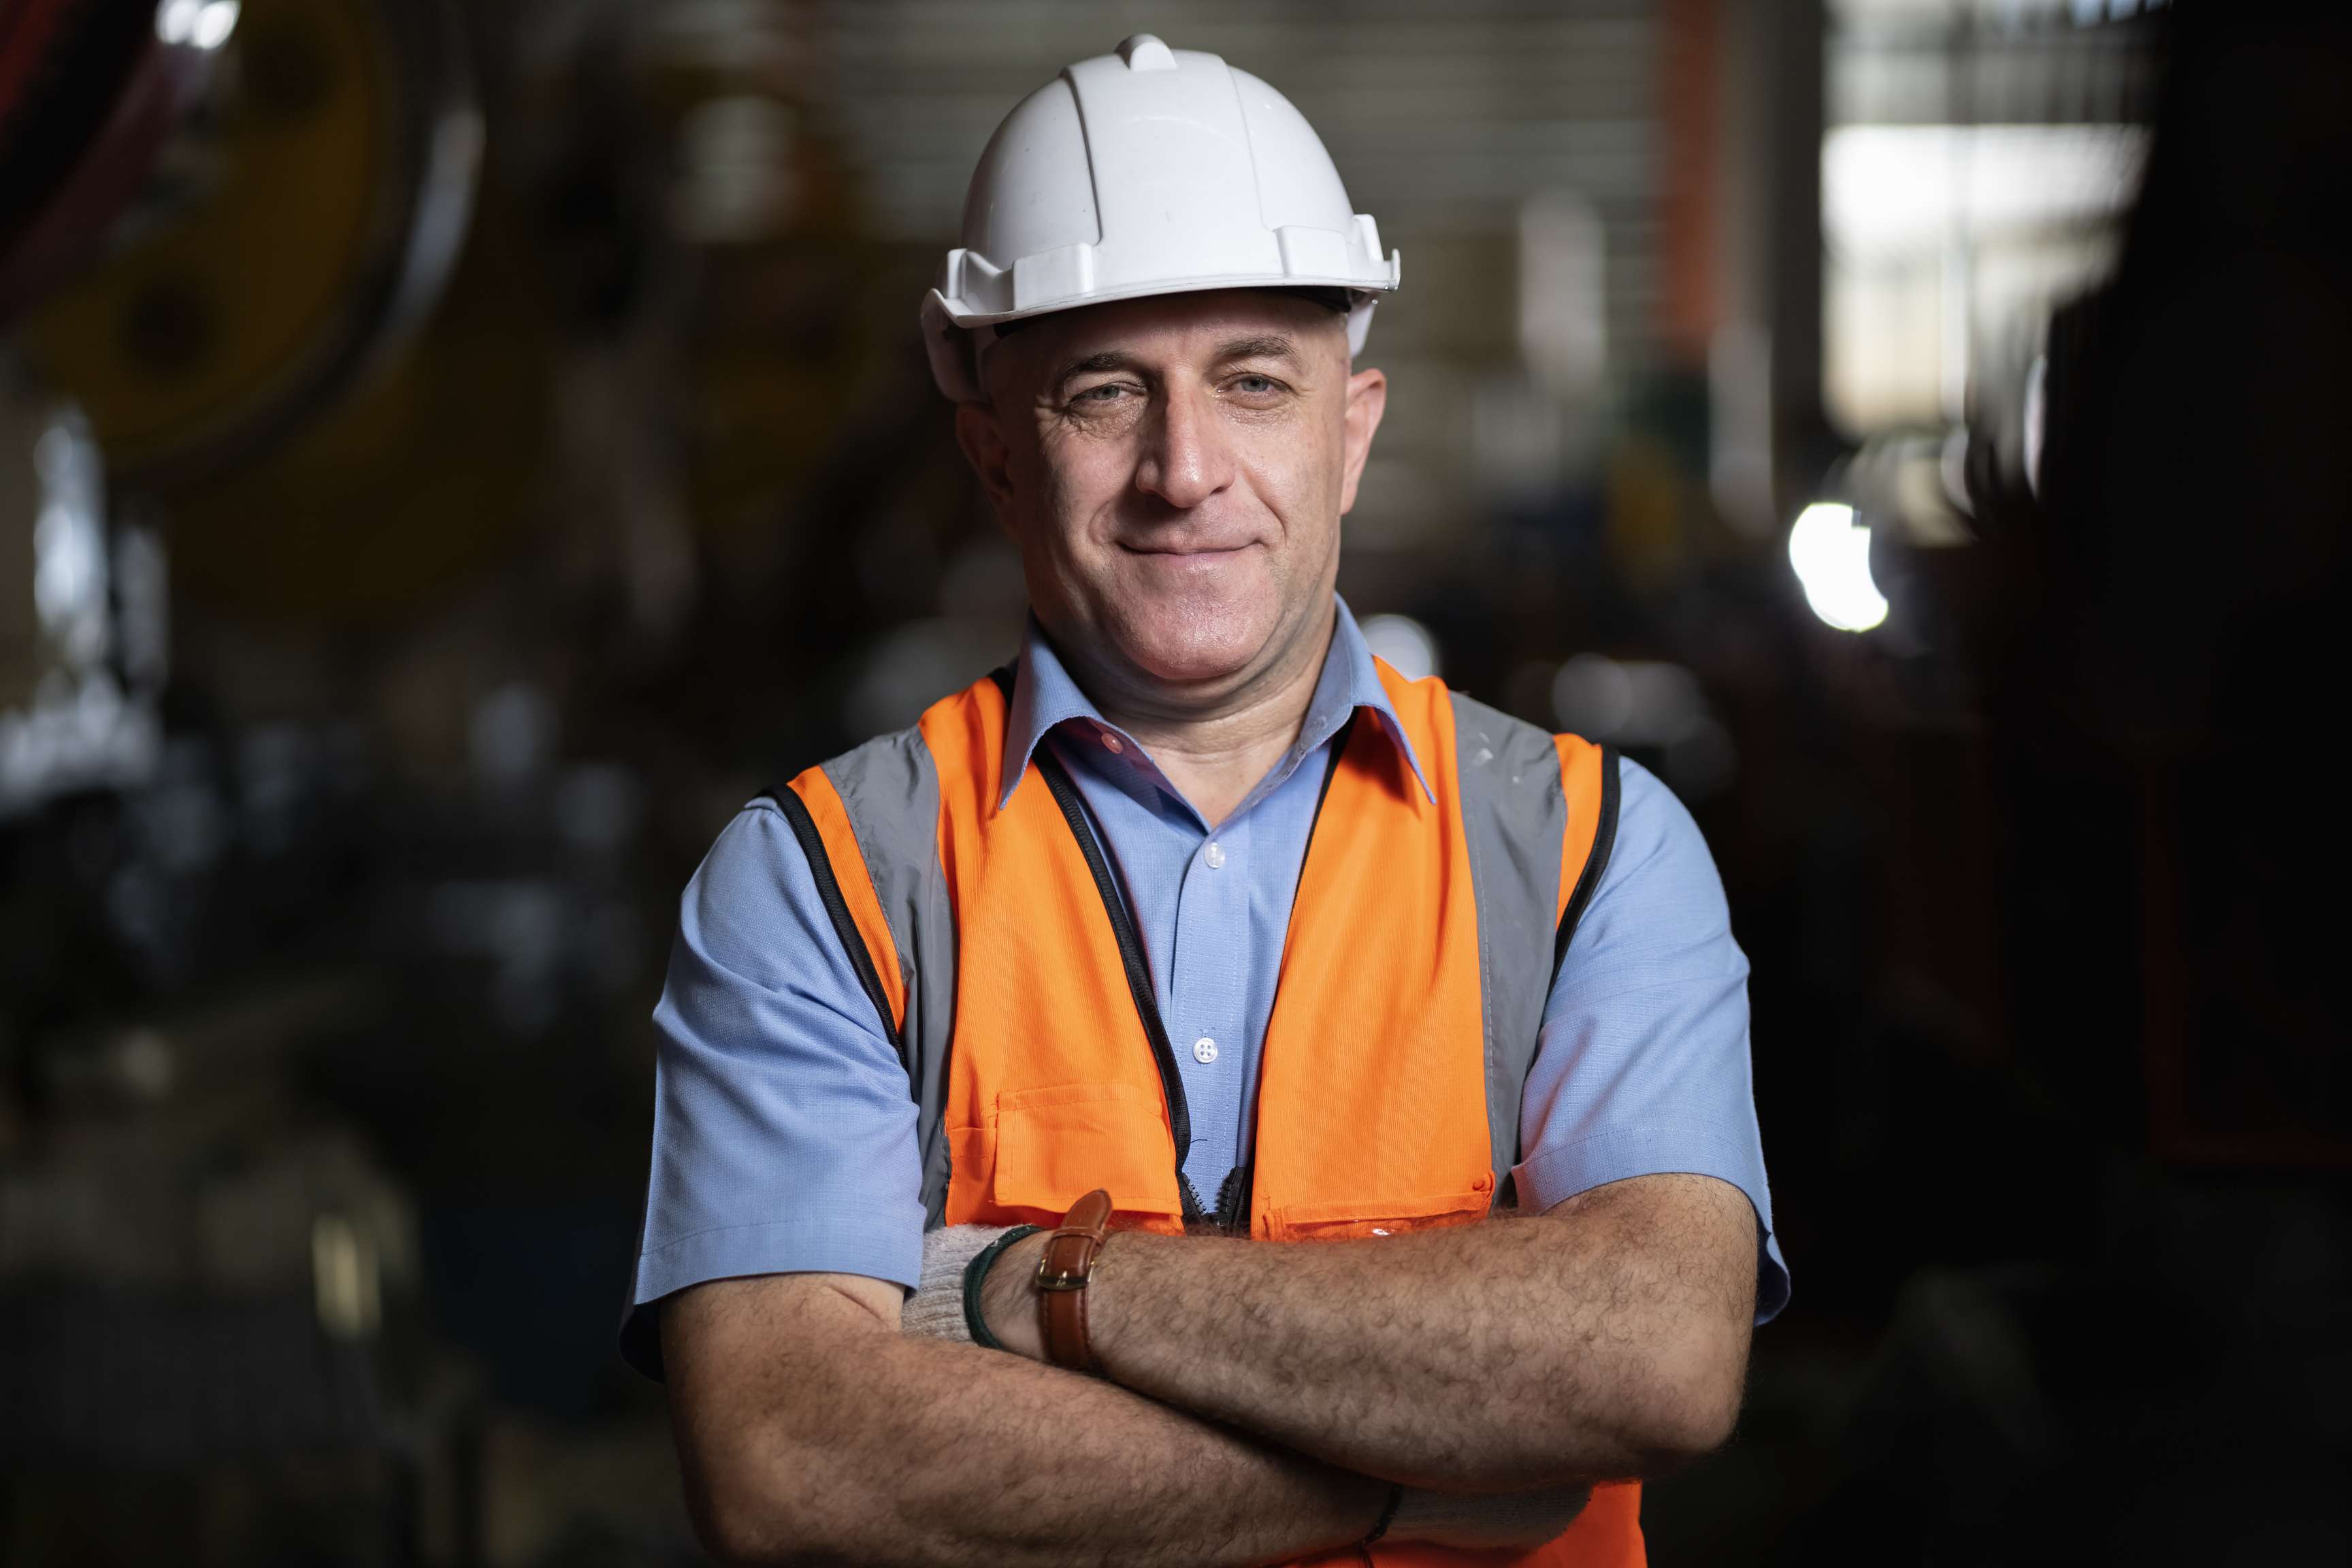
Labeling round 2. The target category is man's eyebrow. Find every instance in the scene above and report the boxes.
[1046,335,1305,394]
[1049,350,1136,393]
[1215,334,1301,365]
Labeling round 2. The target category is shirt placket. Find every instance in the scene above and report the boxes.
[1166,809,1252,1198]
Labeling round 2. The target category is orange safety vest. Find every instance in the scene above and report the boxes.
[774,659,1638,1566]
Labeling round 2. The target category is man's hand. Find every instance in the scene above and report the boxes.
[974,1173,1758,1490]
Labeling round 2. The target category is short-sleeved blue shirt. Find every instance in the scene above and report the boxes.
[632,602,1788,1337]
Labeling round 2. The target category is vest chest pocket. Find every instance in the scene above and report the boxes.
[989,1081,1185,1223]
[1262,1175,1495,1243]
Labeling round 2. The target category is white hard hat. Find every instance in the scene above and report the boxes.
[921,34,1402,402]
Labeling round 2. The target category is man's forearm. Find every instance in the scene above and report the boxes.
[985,1173,1758,1490]
[663,1273,1384,1567]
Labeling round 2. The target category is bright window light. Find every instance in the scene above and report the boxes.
[157,0,239,50]
[193,1,240,50]
[1788,502,1889,633]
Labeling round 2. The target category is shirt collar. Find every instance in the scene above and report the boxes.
[1000,596,1433,809]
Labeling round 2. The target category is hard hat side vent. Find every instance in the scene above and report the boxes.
[1013,243,1097,311]
[1277,226,1352,280]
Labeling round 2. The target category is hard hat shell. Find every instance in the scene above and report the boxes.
[921,35,1401,401]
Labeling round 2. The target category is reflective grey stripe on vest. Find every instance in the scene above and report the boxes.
[817,728,961,1225]
[1448,691,1573,1209]
[809,692,1610,1228]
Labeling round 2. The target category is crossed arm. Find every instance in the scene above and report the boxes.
[662,1171,1757,1566]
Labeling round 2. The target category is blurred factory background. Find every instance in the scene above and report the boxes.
[2,0,2345,1563]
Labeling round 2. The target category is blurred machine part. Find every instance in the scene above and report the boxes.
[1776,3,2170,660]
[0,9,491,1559]
[0,385,163,815]
[4,0,480,489]
[0,975,457,1564]
[0,0,226,319]
[1823,0,2168,440]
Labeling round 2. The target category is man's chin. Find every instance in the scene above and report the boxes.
[1107,614,1279,693]
[1120,638,1264,690]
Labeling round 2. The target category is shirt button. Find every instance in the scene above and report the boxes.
[1204,842,1226,870]
[1192,1036,1218,1064]
[1100,732,1124,754]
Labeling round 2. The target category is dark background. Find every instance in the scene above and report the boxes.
[3,1,2347,1563]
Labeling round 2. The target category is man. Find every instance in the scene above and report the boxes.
[627,36,1786,1566]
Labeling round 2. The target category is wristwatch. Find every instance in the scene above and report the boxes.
[1036,1188,1115,1373]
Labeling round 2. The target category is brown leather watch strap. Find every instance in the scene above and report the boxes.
[1036,1188,1115,1373]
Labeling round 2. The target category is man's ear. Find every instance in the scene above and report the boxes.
[1337,365,1388,517]
[953,397,1019,533]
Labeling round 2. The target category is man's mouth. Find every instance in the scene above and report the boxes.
[1119,540,1256,557]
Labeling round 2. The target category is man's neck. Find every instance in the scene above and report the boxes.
[1076,604,1336,830]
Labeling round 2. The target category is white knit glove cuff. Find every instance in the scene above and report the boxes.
[901,1223,1022,1343]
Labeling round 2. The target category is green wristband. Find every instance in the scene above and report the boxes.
[963,1225,1043,1349]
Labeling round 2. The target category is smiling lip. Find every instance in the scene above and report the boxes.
[1120,542,1255,557]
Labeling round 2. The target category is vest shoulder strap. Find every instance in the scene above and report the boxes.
[774,718,960,1224]
[1446,690,1620,1203]
[766,779,905,1045]
[1552,729,1621,973]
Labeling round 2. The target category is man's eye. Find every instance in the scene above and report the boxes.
[1073,384,1131,404]
[1231,375,1280,395]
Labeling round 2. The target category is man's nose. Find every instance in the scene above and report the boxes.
[1134,383,1235,510]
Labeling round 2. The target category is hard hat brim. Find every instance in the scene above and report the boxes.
[924,272,1394,404]
[930,260,1398,332]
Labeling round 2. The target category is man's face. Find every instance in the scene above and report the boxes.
[956,289,1388,705]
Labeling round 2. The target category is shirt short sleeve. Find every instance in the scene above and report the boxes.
[622,801,926,1376]
[1512,757,1789,1322]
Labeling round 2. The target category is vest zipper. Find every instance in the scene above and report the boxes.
[1213,1162,1254,1237]
[1034,749,1208,1224]
[1032,713,1358,1234]
[1214,716,1353,1237]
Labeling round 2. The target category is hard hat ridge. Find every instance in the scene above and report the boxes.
[922,35,1402,401]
